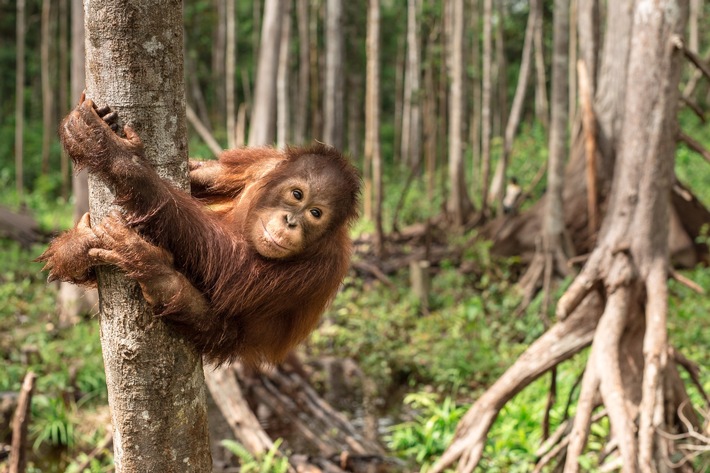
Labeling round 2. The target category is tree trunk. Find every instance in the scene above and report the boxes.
[15,0,25,207]
[689,0,700,52]
[249,0,283,145]
[365,0,383,255]
[494,2,507,138]
[468,0,480,198]
[479,0,493,218]
[447,0,472,226]
[577,0,599,92]
[400,0,421,168]
[84,1,211,470]
[568,0,577,121]
[212,0,226,125]
[490,0,537,212]
[41,0,53,176]
[533,0,548,128]
[309,0,322,144]
[59,0,70,199]
[294,0,310,144]
[323,0,343,149]
[277,0,292,148]
[226,0,236,148]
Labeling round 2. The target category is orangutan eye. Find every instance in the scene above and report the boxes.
[292,189,303,200]
[310,208,322,218]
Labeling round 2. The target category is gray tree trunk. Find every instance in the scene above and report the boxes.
[277,0,292,148]
[479,0,493,218]
[249,0,283,145]
[446,0,471,226]
[15,0,25,206]
[323,0,343,149]
[41,0,53,176]
[533,0,548,127]
[294,0,310,144]
[83,1,211,470]
[577,0,599,92]
[226,0,237,148]
[490,0,538,211]
[401,0,421,168]
[365,0,383,255]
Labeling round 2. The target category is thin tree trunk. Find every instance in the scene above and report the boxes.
[365,0,383,255]
[447,0,471,226]
[469,0,480,198]
[568,0,577,121]
[294,0,309,143]
[84,1,211,470]
[424,51,437,202]
[249,0,284,145]
[401,0,422,168]
[323,0,343,149]
[15,0,25,207]
[59,0,70,199]
[577,0,599,92]
[41,0,53,176]
[393,39,404,162]
[277,0,292,148]
[542,0,571,309]
[8,372,35,473]
[226,0,236,148]
[480,0,493,218]
[689,0,700,52]
[533,0,548,128]
[309,0,322,141]
[490,0,537,212]
[213,0,226,125]
[494,2,507,137]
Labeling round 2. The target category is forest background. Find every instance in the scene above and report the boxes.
[0,0,709,472]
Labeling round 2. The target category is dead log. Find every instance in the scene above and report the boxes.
[0,207,43,248]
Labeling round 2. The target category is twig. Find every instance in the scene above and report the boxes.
[670,269,706,295]
[71,431,113,472]
[678,131,710,165]
[186,104,223,157]
[682,43,710,82]
[671,348,710,406]
[680,96,706,122]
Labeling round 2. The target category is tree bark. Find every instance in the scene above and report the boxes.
[84,1,211,470]
[294,0,310,144]
[533,0,548,128]
[15,0,25,207]
[400,0,421,168]
[277,0,292,148]
[447,0,472,226]
[577,0,599,94]
[249,0,283,145]
[323,0,343,149]
[479,0,493,218]
[226,0,237,148]
[41,0,54,176]
[365,0,383,255]
[212,0,226,125]
[59,0,70,199]
[490,0,537,211]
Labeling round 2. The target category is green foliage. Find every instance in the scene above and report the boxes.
[220,439,290,473]
[31,395,75,449]
[386,392,467,470]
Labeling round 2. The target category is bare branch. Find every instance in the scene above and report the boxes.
[677,131,710,165]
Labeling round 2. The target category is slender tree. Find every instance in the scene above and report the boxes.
[226,0,237,148]
[294,0,310,144]
[323,0,343,149]
[479,0,493,218]
[533,0,548,127]
[249,0,284,145]
[490,0,538,211]
[365,0,383,254]
[41,0,53,175]
[447,0,472,226]
[83,1,211,469]
[15,0,25,207]
[277,0,292,148]
[401,0,422,168]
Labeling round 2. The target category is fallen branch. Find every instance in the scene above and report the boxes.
[8,371,35,473]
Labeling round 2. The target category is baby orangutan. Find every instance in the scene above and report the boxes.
[39,96,360,365]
